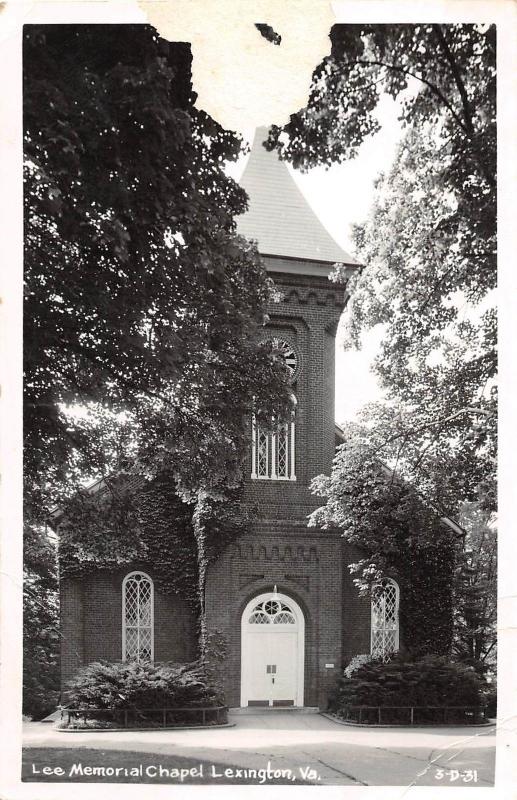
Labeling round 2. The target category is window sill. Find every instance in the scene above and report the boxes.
[250,476,297,482]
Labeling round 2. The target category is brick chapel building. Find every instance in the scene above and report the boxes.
[59,129,415,709]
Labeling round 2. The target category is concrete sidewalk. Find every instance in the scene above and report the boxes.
[23,712,496,786]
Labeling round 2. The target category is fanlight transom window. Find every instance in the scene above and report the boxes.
[248,598,296,625]
[251,395,296,481]
[371,578,399,660]
[122,572,154,661]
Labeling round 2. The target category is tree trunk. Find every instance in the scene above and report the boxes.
[192,490,209,655]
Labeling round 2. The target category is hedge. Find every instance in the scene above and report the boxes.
[330,654,483,718]
[65,659,223,712]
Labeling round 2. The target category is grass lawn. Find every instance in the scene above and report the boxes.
[22,747,313,785]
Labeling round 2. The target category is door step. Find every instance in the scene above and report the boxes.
[230,706,319,715]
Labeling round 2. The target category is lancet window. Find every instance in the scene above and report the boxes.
[122,571,154,662]
[370,578,400,660]
[251,395,296,481]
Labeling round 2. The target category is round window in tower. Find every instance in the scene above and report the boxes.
[266,337,299,382]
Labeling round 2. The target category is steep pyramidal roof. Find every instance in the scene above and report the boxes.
[236,127,358,266]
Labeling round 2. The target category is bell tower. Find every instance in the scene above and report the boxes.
[236,128,359,513]
[205,128,361,708]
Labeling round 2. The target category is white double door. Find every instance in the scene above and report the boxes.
[240,592,304,707]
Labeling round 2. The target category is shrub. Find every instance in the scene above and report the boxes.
[480,682,497,717]
[65,660,224,711]
[330,653,483,715]
[343,654,372,678]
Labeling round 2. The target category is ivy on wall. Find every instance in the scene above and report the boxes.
[397,541,455,657]
[311,443,458,658]
[58,470,248,612]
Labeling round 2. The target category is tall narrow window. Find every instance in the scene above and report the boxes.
[371,578,399,660]
[122,571,154,662]
[251,396,296,481]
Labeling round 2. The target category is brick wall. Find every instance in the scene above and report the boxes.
[60,568,198,691]
[341,544,372,665]
[244,268,344,509]
[204,532,372,709]
[204,262,370,708]
[60,578,85,688]
[59,257,371,708]
[205,526,343,708]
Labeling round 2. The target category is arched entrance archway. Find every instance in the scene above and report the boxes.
[240,590,305,707]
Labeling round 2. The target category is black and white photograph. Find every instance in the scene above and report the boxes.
[1,0,514,797]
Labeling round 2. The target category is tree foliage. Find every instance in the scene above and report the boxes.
[24,24,291,516]
[23,525,60,719]
[267,24,495,185]
[267,24,496,514]
[58,470,249,610]
[23,24,292,705]
[453,502,497,674]
[342,127,496,513]
[310,423,455,656]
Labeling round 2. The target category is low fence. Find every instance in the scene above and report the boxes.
[61,705,228,729]
[337,705,486,725]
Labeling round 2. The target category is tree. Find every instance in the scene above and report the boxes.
[452,502,497,675]
[267,24,496,671]
[23,524,60,719]
[266,24,495,188]
[338,125,496,516]
[24,25,291,512]
[23,22,293,700]
[266,24,496,514]
[310,421,456,657]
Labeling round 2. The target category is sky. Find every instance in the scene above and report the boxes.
[228,95,406,424]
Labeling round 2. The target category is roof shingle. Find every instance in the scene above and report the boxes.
[236,127,358,266]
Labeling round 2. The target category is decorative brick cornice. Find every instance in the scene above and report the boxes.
[231,543,319,563]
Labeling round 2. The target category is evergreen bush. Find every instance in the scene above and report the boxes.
[330,653,483,722]
[65,660,223,712]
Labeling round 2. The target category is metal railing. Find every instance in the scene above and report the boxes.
[61,705,228,729]
[337,705,486,725]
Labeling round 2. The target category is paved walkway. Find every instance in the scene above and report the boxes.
[23,712,496,786]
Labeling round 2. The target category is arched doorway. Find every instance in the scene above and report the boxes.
[240,590,305,707]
